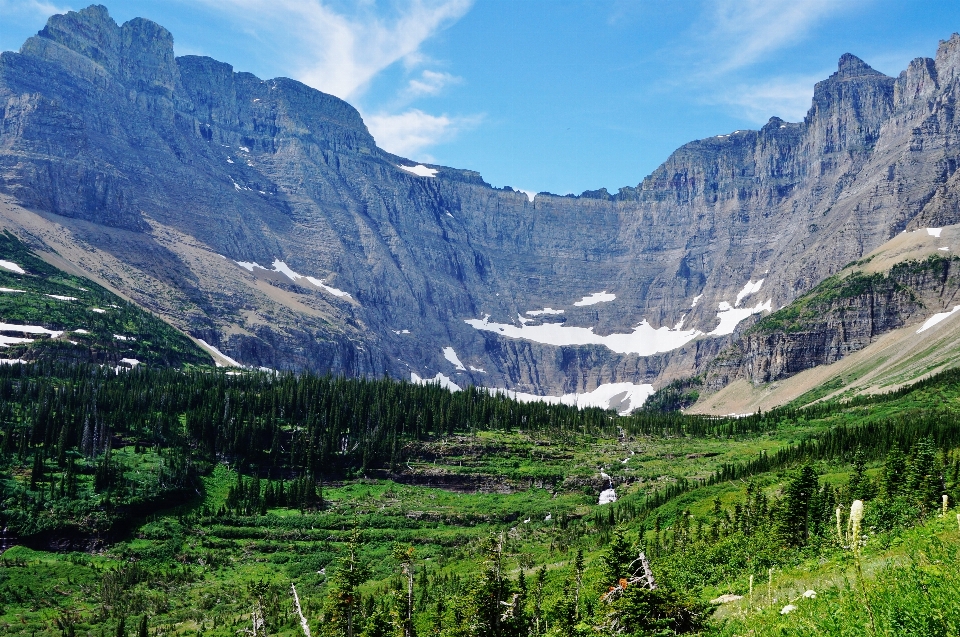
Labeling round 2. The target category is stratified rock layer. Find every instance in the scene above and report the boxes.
[4,5,960,396]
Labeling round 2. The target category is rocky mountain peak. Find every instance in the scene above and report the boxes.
[28,4,178,97]
[834,52,885,79]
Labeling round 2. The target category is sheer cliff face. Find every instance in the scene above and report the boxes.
[3,5,960,396]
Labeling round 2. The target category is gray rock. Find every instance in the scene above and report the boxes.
[4,6,960,399]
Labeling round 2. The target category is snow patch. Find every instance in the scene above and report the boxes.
[0,323,63,338]
[691,294,703,308]
[398,164,438,178]
[0,260,25,274]
[927,227,943,238]
[197,339,242,367]
[239,146,250,152]
[0,335,33,346]
[0,358,28,364]
[113,334,134,341]
[411,372,462,392]
[235,261,266,272]
[392,329,411,335]
[917,306,960,333]
[0,288,24,293]
[465,314,700,356]
[490,382,655,416]
[713,299,772,336]
[734,279,764,306]
[46,294,78,301]
[90,308,106,314]
[73,329,89,334]
[574,291,616,306]
[469,365,486,373]
[526,307,564,316]
[442,346,466,371]
[446,212,454,218]
[237,259,352,298]
[119,358,140,367]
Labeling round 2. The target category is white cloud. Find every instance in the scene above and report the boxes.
[366,108,482,158]
[704,0,857,73]
[0,0,70,17]
[193,0,473,99]
[715,73,824,123]
[405,69,461,98]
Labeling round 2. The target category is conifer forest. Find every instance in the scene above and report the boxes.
[1,358,959,636]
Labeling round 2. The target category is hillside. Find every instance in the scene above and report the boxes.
[690,223,960,414]
[0,357,959,636]
[0,230,210,367]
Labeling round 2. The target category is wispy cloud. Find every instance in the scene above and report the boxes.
[713,73,825,124]
[703,0,857,73]
[365,109,482,159]
[681,0,870,124]
[0,0,70,16]
[404,69,462,98]
[193,0,473,100]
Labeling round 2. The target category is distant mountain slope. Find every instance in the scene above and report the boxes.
[5,5,960,400]
[0,230,210,367]
[690,224,960,414]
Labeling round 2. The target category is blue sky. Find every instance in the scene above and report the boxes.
[3,1,960,195]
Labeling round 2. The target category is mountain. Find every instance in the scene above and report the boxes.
[4,5,960,406]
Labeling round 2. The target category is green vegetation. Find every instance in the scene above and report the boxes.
[0,231,210,367]
[749,255,960,335]
[640,377,703,413]
[0,358,957,636]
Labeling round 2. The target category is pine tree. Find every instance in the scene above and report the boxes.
[601,528,634,586]
[323,529,370,637]
[848,448,871,500]
[777,465,819,547]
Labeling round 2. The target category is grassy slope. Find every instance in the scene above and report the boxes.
[0,231,211,367]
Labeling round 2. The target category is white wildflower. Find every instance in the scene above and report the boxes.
[943,494,949,517]
[780,604,797,615]
[849,500,864,553]
[802,590,816,599]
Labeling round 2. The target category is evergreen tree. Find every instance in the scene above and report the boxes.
[777,465,819,547]
[847,448,871,500]
[323,530,371,637]
[601,527,635,586]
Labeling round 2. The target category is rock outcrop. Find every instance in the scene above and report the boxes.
[4,6,960,399]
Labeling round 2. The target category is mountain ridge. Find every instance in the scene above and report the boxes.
[4,5,960,406]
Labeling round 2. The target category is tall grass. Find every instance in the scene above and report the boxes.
[710,521,960,636]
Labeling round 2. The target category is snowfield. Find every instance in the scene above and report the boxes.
[197,339,242,367]
[917,306,960,333]
[574,291,616,306]
[735,279,764,306]
[465,294,772,355]
[398,164,438,178]
[442,346,466,371]
[0,260,25,274]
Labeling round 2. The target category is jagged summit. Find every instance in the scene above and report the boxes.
[834,52,887,79]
